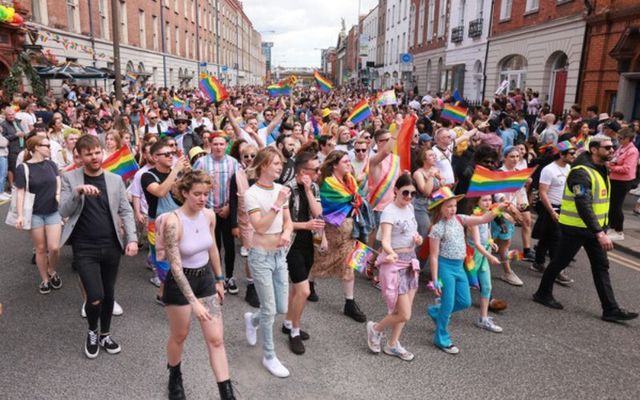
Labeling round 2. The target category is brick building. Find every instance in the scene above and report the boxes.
[409,0,449,95]
[25,0,265,88]
[579,0,640,120]
[486,0,586,115]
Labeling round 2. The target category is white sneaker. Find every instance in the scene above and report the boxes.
[149,276,162,287]
[0,192,10,201]
[366,321,382,354]
[629,188,640,196]
[607,231,624,241]
[240,246,249,257]
[244,312,257,346]
[113,301,123,316]
[501,271,524,286]
[262,356,290,378]
[81,303,86,318]
[475,317,503,333]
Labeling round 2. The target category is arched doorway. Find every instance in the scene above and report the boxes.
[546,51,568,115]
[499,54,527,92]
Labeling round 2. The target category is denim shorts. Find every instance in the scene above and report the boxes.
[31,212,62,229]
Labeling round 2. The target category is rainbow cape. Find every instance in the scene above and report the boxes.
[102,145,139,180]
[346,241,375,273]
[466,165,536,198]
[313,71,333,93]
[347,99,371,124]
[199,73,228,103]
[393,115,416,172]
[320,173,362,226]
[267,82,292,97]
[440,105,467,124]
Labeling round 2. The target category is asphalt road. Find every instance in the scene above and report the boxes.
[1,203,639,400]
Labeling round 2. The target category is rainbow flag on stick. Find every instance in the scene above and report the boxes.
[393,114,416,172]
[199,73,229,103]
[346,99,372,124]
[267,82,292,97]
[346,241,376,273]
[466,165,536,198]
[314,71,333,93]
[172,96,185,110]
[102,145,139,180]
[376,90,397,106]
[508,249,524,261]
[440,105,467,124]
[125,72,137,82]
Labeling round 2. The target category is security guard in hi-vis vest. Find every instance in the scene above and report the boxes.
[533,135,638,322]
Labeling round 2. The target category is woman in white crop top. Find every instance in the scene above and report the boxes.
[243,147,294,378]
[162,170,235,399]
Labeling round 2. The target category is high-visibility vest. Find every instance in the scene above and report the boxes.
[559,165,610,228]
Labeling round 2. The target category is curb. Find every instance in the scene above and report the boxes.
[613,242,640,259]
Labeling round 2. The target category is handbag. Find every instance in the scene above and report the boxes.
[5,163,35,230]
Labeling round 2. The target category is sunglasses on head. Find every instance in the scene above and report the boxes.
[401,190,417,198]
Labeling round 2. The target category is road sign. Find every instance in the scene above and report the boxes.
[199,62,207,68]
[222,65,228,72]
[400,53,413,64]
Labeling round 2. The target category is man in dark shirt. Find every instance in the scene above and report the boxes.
[276,134,296,185]
[1,107,26,187]
[59,135,138,359]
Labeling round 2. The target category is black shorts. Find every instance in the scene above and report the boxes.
[287,244,314,284]
[8,153,18,174]
[163,265,215,306]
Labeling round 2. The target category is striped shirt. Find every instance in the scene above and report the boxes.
[194,154,239,209]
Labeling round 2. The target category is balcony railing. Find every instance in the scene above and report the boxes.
[469,19,483,38]
[451,26,464,43]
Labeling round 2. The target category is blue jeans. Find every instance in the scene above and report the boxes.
[428,257,472,348]
[0,156,7,193]
[248,247,289,359]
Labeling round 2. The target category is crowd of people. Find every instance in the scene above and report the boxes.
[1,81,639,399]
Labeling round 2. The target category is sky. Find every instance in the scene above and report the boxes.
[242,0,378,68]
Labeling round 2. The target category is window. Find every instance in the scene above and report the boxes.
[192,33,196,59]
[185,30,189,57]
[175,27,180,55]
[392,5,395,27]
[409,4,416,46]
[32,0,48,24]
[398,0,402,24]
[525,0,539,12]
[499,55,527,91]
[139,10,146,48]
[152,15,158,50]
[174,0,178,13]
[427,0,435,41]
[477,0,484,19]
[191,0,196,21]
[396,34,400,62]
[437,0,446,37]
[390,38,393,64]
[99,0,109,40]
[402,32,406,54]
[404,0,408,19]
[66,0,79,33]
[119,1,128,44]
[165,22,171,52]
[458,0,465,26]
[418,0,425,45]
[500,0,513,20]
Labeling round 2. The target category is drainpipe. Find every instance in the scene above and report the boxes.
[575,0,594,105]
[160,0,167,87]
[481,0,495,100]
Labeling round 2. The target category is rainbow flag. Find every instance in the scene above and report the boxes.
[320,174,361,226]
[367,154,399,209]
[508,249,524,261]
[199,73,228,103]
[393,115,416,172]
[440,104,467,124]
[376,90,397,106]
[172,96,185,110]
[102,145,139,180]
[346,99,371,124]
[314,71,333,93]
[267,82,292,97]
[346,241,375,273]
[125,72,137,82]
[466,166,536,198]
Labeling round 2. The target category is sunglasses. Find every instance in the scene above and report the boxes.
[362,135,371,140]
[355,148,367,153]
[168,143,177,147]
[243,154,256,159]
[38,144,51,148]
[378,138,390,143]
[176,121,188,125]
[303,167,321,173]
[401,190,417,198]
[155,151,176,157]
[566,151,576,155]
[599,145,614,151]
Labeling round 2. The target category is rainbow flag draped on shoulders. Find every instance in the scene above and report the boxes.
[313,71,333,93]
[440,104,467,124]
[466,165,536,198]
[346,241,376,273]
[367,154,399,209]
[199,73,229,103]
[102,145,139,181]
[320,173,362,226]
[346,99,372,124]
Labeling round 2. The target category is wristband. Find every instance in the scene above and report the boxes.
[270,205,282,213]
[215,275,225,282]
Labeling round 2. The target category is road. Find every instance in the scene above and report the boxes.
[0,202,639,400]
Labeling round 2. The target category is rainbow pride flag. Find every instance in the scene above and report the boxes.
[102,145,139,180]
[172,96,185,110]
[440,105,467,124]
[314,71,333,93]
[466,166,536,198]
[125,72,137,82]
[508,249,524,261]
[320,174,362,226]
[376,90,397,106]
[346,241,375,273]
[346,99,371,124]
[199,73,228,103]
[267,82,292,97]
[393,115,416,172]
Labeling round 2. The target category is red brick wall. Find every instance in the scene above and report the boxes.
[410,0,447,56]
[491,0,584,36]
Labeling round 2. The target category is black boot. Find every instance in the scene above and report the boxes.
[217,379,236,400]
[245,283,260,308]
[307,281,319,302]
[344,299,366,323]
[167,363,186,400]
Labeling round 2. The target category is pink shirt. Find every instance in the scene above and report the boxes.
[610,142,639,181]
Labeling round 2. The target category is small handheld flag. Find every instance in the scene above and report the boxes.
[376,90,397,106]
[199,73,229,103]
[393,115,417,172]
[346,99,371,124]
[267,82,292,97]
[346,241,375,273]
[313,71,333,93]
[466,166,536,198]
[440,105,467,124]
[102,145,139,181]
[125,72,137,83]
[172,96,185,110]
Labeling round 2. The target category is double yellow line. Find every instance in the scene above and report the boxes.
[609,251,640,272]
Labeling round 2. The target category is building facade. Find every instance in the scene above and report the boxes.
[486,0,586,115]
[382,0,411,88]
[361,6,378,89]
[25,0,265,88]
[445,0,491,101]
[579,0,640,120]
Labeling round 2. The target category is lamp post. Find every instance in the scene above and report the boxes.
[110,0,123,101]
[160,0,167,87]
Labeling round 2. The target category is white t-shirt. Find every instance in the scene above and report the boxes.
[539,161,570,205]
[244,182,288,234]
[191,117,213,131]
[433,146,455,185]
[240,127,272,147]
[127,164,152,215]
[379,202,418,249]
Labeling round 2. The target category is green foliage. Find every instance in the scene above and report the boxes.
[2,51,45,103]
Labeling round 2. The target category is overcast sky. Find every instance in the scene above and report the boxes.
[243,0,378,68]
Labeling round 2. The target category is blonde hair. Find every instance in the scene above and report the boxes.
[105,130,123,149]
[249,147,283,178]
[172,170,212,203]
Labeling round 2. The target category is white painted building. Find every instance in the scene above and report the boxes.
[382,0,411,88]
[445,0,491,102]
[361,6,379,89]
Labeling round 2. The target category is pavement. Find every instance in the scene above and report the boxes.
[0,201,639,400]
[614,192,640,258]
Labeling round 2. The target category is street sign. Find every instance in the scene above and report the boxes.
[199,62,207,68]
[400,53,413,64]
[222,65,228,72]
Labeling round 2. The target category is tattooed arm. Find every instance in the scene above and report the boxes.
[164,213,212,320]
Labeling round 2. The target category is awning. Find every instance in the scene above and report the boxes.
[36,62,112,79]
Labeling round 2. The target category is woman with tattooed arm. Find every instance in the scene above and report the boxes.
[162,170,235,400]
